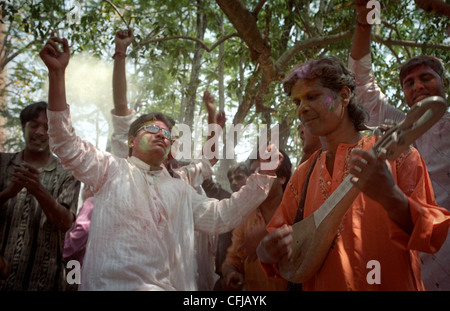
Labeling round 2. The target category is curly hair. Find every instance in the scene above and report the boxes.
[283,56,368,131]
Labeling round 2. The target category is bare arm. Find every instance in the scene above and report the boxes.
[202,91,226,166]
[415,0,450,17]
[112,29,134,116]
[350,0,373,60]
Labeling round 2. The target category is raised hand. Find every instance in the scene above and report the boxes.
[215,111,226,129]
[259,143,283,176]
[115,29,134,54]
[39,33,70,72]
[355,0,377,25]
[203,91,217,115]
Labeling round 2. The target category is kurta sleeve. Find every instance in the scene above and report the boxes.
[47,106,119,193]
[173,157,214,189]
[388,148,450,252]
[348,53,405,127]
[110,110,136,158]
[191,173,275,234]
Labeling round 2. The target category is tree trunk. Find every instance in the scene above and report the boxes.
[183,0,207,129]
[216,12,233,191]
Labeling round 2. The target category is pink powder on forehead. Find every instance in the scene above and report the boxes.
[290,62,316,80]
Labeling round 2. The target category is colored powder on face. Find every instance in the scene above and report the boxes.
[326,92,339,112]
[137,137,153,152]
[326,93,334,111]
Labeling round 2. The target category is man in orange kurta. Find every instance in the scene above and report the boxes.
[257,57,450,291]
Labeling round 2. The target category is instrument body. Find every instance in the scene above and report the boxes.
[279,96,447,284]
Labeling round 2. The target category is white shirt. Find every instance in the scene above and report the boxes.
[48,107,275,290]
[110,110,218,290]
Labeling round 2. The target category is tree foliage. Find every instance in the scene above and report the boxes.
[1,0,448,174]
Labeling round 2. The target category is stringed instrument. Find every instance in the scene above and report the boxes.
[279,96,447,284]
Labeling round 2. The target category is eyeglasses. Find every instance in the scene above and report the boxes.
[137,124,172,140]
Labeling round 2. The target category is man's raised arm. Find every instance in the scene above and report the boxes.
[350,0,373,61]
[112,29,134,116]
[40,34,70,112]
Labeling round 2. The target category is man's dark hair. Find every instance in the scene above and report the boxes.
[283,56,368,131]
[227,163,251,180]
[275,149,292,192]
[399,55,447,87]
[19,101,48,128]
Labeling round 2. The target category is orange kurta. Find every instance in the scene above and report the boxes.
[224,208,288,291]
[263,135,450,291]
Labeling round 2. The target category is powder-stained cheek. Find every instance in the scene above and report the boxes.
[138,138,170,156]
[137,138,153,152]
[325,94,334,111]
[326,93,335,111]
[164,145,170,157]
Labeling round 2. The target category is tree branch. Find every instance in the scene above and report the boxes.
[132,32,239,53]
[252,0,267,16]
[373,35,450,51]
[276,30,353,71]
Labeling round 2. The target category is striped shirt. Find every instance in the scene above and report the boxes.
[0,151,80,290]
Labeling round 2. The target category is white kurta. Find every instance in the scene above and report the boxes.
[47,107,275,290]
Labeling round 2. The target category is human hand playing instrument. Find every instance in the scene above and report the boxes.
[348,148,395,201]
[348,148,412,234]
[256,224,293,264]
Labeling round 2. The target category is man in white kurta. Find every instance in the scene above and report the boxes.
[41,35,277,291]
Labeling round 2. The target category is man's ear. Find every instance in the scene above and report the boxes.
[128,137,134,148]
